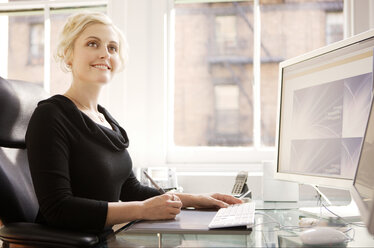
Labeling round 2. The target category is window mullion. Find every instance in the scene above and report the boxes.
[0,0,107,12]
[43,5,50,93]
[0,16,8,78]
[0,0,8,78]
[167,0,176,151]
[253,0,261,148]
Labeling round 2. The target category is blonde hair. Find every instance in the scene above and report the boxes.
[55,11,128,72]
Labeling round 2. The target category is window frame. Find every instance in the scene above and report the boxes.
[166,0,275,165]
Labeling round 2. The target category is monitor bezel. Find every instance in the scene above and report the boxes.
[350,94,374,235]
[274,28,374,190]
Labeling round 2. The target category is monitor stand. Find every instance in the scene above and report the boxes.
[299,185,361,222]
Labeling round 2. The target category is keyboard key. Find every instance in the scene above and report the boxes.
[208,202,255,229]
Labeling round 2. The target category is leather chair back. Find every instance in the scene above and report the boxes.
[0,77,102,247]
[0,77,48,224]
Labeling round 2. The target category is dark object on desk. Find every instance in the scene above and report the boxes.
[125,209,252,235]
[0,77,100,247]
[238,188,252,199]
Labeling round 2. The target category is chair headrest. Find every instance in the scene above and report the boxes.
[0,77,48,148]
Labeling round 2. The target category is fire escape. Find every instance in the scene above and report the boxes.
[207,3,282,146]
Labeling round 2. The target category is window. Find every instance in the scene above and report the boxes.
[170,0,344,163]
[7,14,44,84]
[215,15,238,54]
[173,1,253,148]
[29,22,44,65]
[0,1,107,93]
[260,0,343,147]
[28,23,44,65]
[213,84,242,142]
[326,12,344,44]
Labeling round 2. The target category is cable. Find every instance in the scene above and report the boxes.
[251,211,282,232]
[321,203,366,227]
[250,221,282,232]
[310,186,365,228]
[342,227,355,242]
[253,204,362,241]
[255,211,282,226]
[255,211,322,232]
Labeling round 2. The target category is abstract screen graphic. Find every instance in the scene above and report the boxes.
[289,73,372,179]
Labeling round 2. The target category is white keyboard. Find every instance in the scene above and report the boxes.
[208,202,255,229]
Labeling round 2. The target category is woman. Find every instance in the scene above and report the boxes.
[26,12,241,234]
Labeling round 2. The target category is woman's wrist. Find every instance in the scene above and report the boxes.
[175,193,198,208]
[106,201,144,226]
[128,201,144,220]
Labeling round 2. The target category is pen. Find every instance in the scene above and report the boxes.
[143,170,166,194]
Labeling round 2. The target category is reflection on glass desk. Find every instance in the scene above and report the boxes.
[102,202,374,248]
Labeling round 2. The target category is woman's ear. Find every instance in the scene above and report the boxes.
[64,60,71,69]
[63,56,72,71]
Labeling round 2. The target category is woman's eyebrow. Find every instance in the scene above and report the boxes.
[85,36,119,45]
[108,41,119,46]
[85,36,100,41]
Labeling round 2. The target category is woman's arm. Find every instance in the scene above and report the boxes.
[119,171,161,201]
[175,193,243,209]
[105,194,182,226]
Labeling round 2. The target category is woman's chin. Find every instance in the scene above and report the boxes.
[95,77,112,85]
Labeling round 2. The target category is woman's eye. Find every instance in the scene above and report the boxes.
[88,41,98,47]
[108,45,118,53]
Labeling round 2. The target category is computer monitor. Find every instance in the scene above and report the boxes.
[350,96,374,234]
[275,29,374,218]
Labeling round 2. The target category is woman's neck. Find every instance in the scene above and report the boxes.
[64,83,112,128]
[64,83,101,112]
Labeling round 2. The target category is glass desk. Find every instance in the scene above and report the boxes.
[102,204,374,248]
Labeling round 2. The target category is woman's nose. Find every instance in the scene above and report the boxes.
[99,46,110,59]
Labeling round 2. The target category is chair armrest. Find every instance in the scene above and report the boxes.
[0,222,99,248]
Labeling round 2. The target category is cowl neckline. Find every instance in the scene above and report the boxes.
[39,95,129,151]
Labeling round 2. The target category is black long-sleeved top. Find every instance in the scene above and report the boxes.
[26,95,160,233]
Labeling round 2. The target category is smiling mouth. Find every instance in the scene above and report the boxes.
[92,64,111,70]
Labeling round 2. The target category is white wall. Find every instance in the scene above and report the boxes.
[106,0,168,168]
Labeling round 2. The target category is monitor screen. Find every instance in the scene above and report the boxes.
[275,30,374,189]
[351,95,374,234]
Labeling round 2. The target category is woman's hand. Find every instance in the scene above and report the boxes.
[140,194,182,220]
[177,193,243,209]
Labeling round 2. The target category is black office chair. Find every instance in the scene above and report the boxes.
[0,77,101,248]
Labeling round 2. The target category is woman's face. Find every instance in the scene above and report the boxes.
[68,23,120,85]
